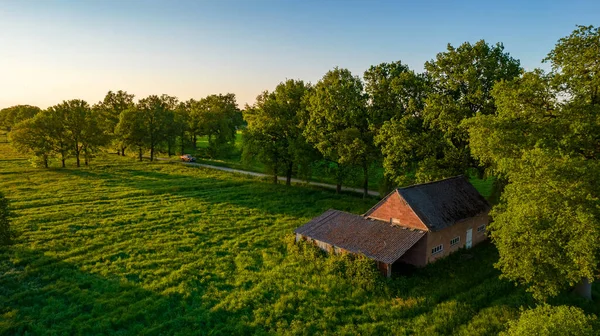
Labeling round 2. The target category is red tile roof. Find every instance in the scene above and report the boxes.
[294,209,426,264]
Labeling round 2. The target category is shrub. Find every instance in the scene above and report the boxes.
[502,304,597,336]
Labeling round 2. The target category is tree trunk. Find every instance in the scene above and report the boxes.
[43,155,48,168]
[150,145,154,162]
[573,278,592,300]
[61,154,66,168]
[168,140,172,157]
[75,151,80,167]
[336,163,343,194]
[180,132,185,155]
[363,161,369,198]
[193,134,197,150]
[336,183,342,194]
[121,146,126,157]
[117,148,121,156]
[138,147,143,161]
[286,161,293,186]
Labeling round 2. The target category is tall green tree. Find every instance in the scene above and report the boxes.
[56,99,106,167]
[304,67,373,197]
[94,90,135,156]
[9,116,54,167]
[466,26,600,300]
[365,62,431,186]
[136,95,173,161]
[175,101,191,155]
[420,40,521,180]
[115,107,146,162]
[0,105,41,131]
[243,79,313,185]
[197,93,242,157]
[159,94,179,157]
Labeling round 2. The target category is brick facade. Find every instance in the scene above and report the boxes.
[425,213,489,263]
[367,192,428,231]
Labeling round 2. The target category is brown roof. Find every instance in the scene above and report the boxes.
[294,209,426,264]
[364,176,490,232]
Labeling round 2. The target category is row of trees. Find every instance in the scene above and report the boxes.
[243,40,521,198]
[243,25,600,301]
[5,92,243,167]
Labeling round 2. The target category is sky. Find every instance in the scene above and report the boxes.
[0,0,598,109]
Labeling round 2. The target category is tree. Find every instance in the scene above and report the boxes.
[159,94,179,157]
[175,101,191,155]
[466,26,600,300]
[136,95,173,161]
[243,79,313,185]
[56,99,106,167]
[0,192,11,246]
[94,90,135,156]
[115,107,146,162]
[9,116,54,168]
[365,62,432,186]
[194,93,242,157]
[0,105,41,132]
[502,305,597,336]
[304,67,373,197]
[421,40,521,179]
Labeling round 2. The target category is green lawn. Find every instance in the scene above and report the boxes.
[1,144,596,335]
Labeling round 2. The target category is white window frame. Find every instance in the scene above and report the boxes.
[477,224,486,233]
[431,244,443,255]
[450,236,460,246]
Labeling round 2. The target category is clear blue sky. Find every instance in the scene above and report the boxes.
[0,0,598,108]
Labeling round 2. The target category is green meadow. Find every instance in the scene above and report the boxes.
[0,143,596,335]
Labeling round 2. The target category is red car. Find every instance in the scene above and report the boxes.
[180,154,196,162]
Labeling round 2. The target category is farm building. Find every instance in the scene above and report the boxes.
[294,176,490,277]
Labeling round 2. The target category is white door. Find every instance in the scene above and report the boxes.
[466,229,473,249]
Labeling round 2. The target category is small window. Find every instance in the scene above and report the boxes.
[477,224,486,233]
[431,244,443,255]
[450,236,460,246]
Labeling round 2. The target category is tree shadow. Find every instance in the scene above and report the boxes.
[0,247,259,335]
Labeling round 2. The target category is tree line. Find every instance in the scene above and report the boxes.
[2,24,599,303]
[3,92,243,168]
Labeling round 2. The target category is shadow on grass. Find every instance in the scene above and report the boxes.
[0,247,259,335]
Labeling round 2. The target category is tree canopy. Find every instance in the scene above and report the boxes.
[466,25,600,300]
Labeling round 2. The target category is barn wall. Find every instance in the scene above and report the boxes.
[367,192,428,231]
[426,213,489,263]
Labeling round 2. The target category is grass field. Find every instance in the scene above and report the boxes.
[1,143,597,335]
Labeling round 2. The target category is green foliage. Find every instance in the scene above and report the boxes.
[0,191,11,246]
[93,90,135,154]
[243,79,316,184]
[0,105,41,131]
[190,93,241,158]
[467,26,600,300]
[304,67,374,196]
[502,305,597,336]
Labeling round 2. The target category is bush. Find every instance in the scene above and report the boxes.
[0,192,11,245]
[502,304,597,336]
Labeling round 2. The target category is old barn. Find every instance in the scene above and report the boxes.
[294,176,490,277]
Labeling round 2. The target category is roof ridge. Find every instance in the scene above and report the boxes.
[396,175,465,191]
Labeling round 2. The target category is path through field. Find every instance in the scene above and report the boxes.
[160,158,380,196]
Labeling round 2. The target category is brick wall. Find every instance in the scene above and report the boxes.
[426,213,489,263]
[367,192,428,231]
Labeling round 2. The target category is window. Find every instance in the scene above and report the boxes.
[431,244,443,255]
[450,236,460,246]
[477,224,486,233]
